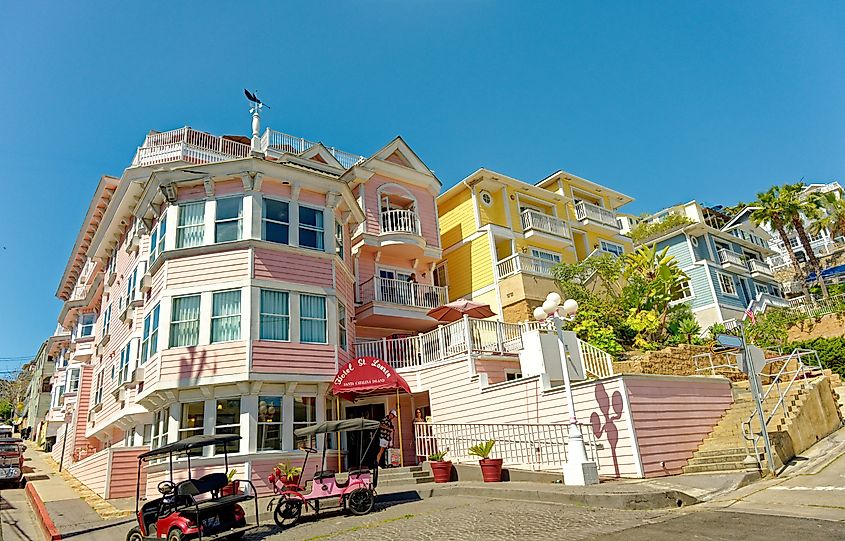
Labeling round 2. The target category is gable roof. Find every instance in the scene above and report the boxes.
[366,136,440,184]
[298,142,345,170]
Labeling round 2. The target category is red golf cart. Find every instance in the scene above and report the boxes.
[126,434,259,541]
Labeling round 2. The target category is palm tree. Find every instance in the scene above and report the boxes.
[784,183,829,299]
[810,191,845,243]
[750,186,811,300]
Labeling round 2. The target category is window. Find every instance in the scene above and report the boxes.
[260,290,290,341]
[211,290,241,343]
[433,264,448,288]
[118,342,132,385]
[176,202,205,248]
[335,221,344,257]
[79,313,96,338]
[67,368,80,393]
[124,267,138,307]
[215,398,241,454]
[599,240,625,257]
[530,248,561,263]
[300,295,327,344]
[107,254,116,277]
[263,199,289,245]
[151,409,169,450]
[480,190,493,207]
[257,396,282,451]
[299,206,325,250]
[293,396,317,448]
[101,305,111,338]
[717,272,737,296]
[170,295,200,347]
[215,197,243,243]
[111,360,116,381]
[672,280,693,302]
[179,401,205,441]
[140,304,160,364]
[505,371,523,382]
[149,215,167,264]
[142,424,152,446]
[338,302,348,351]
[93,372,103,405]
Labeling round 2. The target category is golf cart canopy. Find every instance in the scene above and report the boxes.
[293,418,379,437]
[138,434,241,460]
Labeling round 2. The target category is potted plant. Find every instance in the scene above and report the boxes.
[428,449,452,483]
[269,463,302,489]
[469,439,502,482]
[221,469,240,495]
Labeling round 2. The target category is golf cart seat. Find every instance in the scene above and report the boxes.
[176,474,252,514]
[312,470,335,480]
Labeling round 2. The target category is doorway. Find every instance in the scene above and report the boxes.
[572,230,589,260]
[345,403,385,469]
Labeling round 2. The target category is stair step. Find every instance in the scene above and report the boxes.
[377,470,431,481]
[688,453,763,466]
[377,476,434,486]
[683,461,757,474]
[692,447,747,458]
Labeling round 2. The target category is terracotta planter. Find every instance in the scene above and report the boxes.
[221,480,240,496]
[479,458,503,482]
[430,460,452,483]
[284,475,300,488]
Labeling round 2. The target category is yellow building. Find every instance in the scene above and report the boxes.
[436,168,634,322]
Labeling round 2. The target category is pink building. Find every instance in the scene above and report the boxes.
[48,123,446,498]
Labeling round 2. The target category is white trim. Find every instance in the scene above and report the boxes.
[691,302,719,313]
[501,186,512,230]
[715,270,739,297]
[700,261,725,322]
[469,186,482,229]
[479,190,493,207]
[619,378,645,478]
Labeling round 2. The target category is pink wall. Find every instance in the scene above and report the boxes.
[475,359,522,385]
[254,249,332,287]
[159,342,247,383]
[626,375,732,477]
[167,250,250,289]
[68,447,109,496]
[252,341,335,375]
[108,447,147,498]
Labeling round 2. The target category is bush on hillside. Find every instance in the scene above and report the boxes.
[629,214,694,244]
[786,336,845,378]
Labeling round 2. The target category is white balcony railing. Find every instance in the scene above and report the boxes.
[574,201,619,228]
[414,421,599,471]
[718,249,746,268]
[520,210,571,239]
[379,209,421,235]
[496,254,557,279]
[359,277,448,309]
[263,129,365,169]
[747,259,773,276]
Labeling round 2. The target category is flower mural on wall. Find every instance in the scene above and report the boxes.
[589,383,624,477]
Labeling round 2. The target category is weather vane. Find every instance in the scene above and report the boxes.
[244,89,270,154]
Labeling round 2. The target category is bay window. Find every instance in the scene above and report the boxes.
[338,302,348,351]
[170,295,200,347]
[211,290,241,343]
[215,197,243,243]
[300,295,327,344]
[176,202,205,248]
[179,401,205,441]
[140,304,160,364]
[299,206,324,250]
[149,215,167,264]
[67,368,80,393]
[215,398,241,454]
[259,290,289,341]
[151,409,169,449]
[335,221,344,256]
[79,313,96,338]
[263,199,289,245]
[257,396,282,451]
[118,342,131,384]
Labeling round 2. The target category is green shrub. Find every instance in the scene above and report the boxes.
[786,336,845,378]
[629,214,694,243]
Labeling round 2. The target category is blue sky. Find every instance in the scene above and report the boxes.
[1,1,844,362]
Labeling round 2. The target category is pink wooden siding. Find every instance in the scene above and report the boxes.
[254,249,332,287]
[143,356,161,389]
[626,376,732,477]
[363,174,440,248]
[177,185,206,202]
[299,189,326,206]
[262,180,292,199]
[475,359,522,385]
[68,448,109,497]
[214,179,243,196]
[159,342,247,383]
[73,367,93,451]
[167,250,250,289]
[108,447,148,498]
[252,341,335,375]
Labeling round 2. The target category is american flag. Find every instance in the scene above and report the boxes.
[744,307,756,324]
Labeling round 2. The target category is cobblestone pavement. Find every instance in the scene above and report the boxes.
[243,496,669,541]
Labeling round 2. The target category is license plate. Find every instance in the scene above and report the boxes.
[203,516,220,529]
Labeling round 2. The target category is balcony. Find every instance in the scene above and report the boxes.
[520,210,571,240]
[360,277,448,309]
[380,209,421,236]
[747,259,773,278]
[496,254,557,279]
[718,249,748,273]
[574,201,619,230]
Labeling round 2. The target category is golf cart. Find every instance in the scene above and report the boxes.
[127,434,259,541]
[0,438,24,487]
[271,418,380,528]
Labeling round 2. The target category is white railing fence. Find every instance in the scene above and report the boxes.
[496,254,558,279]
[263,129,365,168]
[788,293,845,318]
[520,210,571,239]
[414,422,600,471]
[574,201,618,228]
[718,249,745,267]
[359,277,448,309]
[380,209,421,235]
[747,259,773,275]
[577,340,614,379]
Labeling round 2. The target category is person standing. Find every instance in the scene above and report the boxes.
[376,409,397,467]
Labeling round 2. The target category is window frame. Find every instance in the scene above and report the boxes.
[118,342,132,385]
[93,372,103,405]
[599,240,625,257]
[151,408,169,450]
[169,294,201,348]
[179,401,205,441]
[716,271,738,297]
[214,196,243,244]
[335,220,344,257]
[293,395,318,448]
[79,313,96,338]
[140,304,160,364]
[671,280,694,304]
[338,301,348,351]
[298,204,325,251]
[214,398,241,455]
[210,289,242,343]
[67,368,80,393]
[149,215,167,264]
[433,263,449,288]
[262,197,290,245]
[175,201,206,249]
[530,248,561,263]
[299,294,327,344]
[259,289,291,342]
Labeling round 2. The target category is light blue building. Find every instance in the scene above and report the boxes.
[635,201,786,331]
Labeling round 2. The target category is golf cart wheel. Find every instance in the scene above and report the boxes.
[273,495,302,528]
[126,527,144,541]
[347,488,374,515]
[167,528,184,541]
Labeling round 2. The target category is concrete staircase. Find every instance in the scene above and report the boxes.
[683,378,815,474]
[375,465,434,487]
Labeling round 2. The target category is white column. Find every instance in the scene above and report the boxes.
[167,403,180,446]
[282,394,294,451]
[163,205,179,252]
[204,199,216,246]
[289,203,300,247]
[203,398,216,457]
[240,286,251,345]
[158,296,172,353]
[242,394,258,454]
[199,291,213,346]
[251,194,263,241]
[290,293,301,343]
[324,209,336,255]
[242,193,255,240]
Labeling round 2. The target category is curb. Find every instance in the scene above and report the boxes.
[25,482,62,541]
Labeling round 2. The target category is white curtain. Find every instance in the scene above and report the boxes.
[170,295,200,347]
[212,290,241,342]
[260,290,289,341]
[300,294,327,343]
[176,202,205,248]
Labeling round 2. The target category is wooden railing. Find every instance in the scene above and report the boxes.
[359,277,448,309]
[380,209,421,235]
[263,129,365,168]
[520,209,571,239]
[747,259,773,276]
[718,249,745,267]
[496,254,557,279]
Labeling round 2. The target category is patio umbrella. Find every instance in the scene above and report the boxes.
[426,298,496,322]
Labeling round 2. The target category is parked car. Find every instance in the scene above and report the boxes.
[0,438,25,487]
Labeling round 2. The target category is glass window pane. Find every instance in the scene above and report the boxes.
[300,295,326,344]
[170,295,200,347]
[257,396,282,452]
[265,222,289,244]
[216,198,243,220]
[265,200,289,223]
[260,290,289,341]
[211,291,241,343]
[300,207,323,228]
[216,220,241,243]
[299,229,323,250]
[180,401,204,431]
[294,396,316,423]
[177,202,205,249]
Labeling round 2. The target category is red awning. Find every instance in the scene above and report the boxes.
[332,356,412,401]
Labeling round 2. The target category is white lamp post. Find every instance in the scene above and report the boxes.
[533,292,599,486]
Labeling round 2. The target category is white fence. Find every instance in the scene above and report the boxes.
[574,201,618,228]
[359,277,448,310]
[520,209,571,239]
[380,209,421,235]
[788,293,845,318]
[496,254,557,279]
[414,421,600,471]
